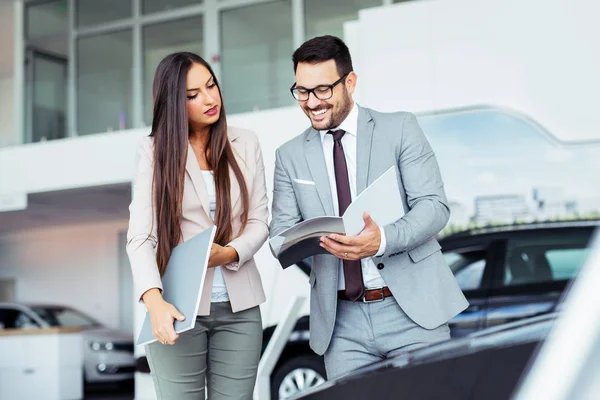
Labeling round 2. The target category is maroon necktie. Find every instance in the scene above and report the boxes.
[327,129,365,301]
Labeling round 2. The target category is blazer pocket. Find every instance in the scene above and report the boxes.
[308,272,317,288]
[293,180,318,192]
[408,239,442,263]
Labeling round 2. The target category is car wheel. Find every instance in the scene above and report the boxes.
[271,355,327,400]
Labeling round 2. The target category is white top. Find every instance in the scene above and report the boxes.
[201,170,230,303]
[319,103,388,290]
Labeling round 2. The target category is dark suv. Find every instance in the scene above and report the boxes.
[265,220,598,399]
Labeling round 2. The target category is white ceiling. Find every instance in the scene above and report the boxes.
[0,183,131,235]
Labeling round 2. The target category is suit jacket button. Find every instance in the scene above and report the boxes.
[377,263,384,270]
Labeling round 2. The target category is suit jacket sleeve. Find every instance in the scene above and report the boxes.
[126,138,163,302]
[381,113,450,255]
[268,148,303,262]
[225,135,270,270]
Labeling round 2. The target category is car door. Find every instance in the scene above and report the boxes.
[484,228,593,329]
[444,239,501,338]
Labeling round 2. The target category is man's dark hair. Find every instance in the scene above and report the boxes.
[292,35,353,77]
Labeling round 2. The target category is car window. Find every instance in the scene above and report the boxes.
[544,248,590,280]
[0,308,40,329]
[503,232,591,286]
[444,250,487,291]
[31,306,101,328]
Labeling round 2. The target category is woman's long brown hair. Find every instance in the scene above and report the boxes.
[150,52,249,276]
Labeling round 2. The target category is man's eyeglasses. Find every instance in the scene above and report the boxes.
[290,72,350,101]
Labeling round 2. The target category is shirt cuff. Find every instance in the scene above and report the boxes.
[375,227,387,257]
[223,261,240,271]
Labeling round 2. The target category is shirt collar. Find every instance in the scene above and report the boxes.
[319,102,358,143]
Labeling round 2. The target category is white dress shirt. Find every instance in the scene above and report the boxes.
[319,103,388,290]
[201,170,230,302]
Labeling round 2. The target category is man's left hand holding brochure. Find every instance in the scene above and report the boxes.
[137,225,216,346]
[269,166,405,268]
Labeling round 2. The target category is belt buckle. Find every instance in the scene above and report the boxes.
[362,287,386,303]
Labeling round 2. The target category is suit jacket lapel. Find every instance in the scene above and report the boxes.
[304,129,335,216]
[356,106,374,194]
[185,142,211,216]
[228,146,242,215]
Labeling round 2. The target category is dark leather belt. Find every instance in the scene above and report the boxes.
[338,287,393,303]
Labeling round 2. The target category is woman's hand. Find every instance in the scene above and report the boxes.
[142,288,185,345]
[208,244,239,268]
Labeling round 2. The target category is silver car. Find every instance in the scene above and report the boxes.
[0,302,135,383]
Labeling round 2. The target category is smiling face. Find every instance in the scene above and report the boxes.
[186,63,222,132]
[294,59,356,131]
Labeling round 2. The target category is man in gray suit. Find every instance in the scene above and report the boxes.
[270,35,469,379]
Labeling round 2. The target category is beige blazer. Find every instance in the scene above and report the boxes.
[126,127,268,315]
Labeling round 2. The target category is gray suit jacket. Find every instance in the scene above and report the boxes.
[270,106,469,356]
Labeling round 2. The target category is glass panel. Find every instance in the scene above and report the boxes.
[545,248,590,280]
[304,0,382,40]
[443,252,464,270]
[0,309,39,329]
[0,279,15,302]
[27,50,67,143]
[221,0,294,114]
[143,17,204,126]
[445,250,487,291]
[454,259,486,291]
[416,108,600,238]
[31,306,101,328]
[15,312,41,329]
[143,0,203,14]
[76,0,132,27]
[25,0,68,55]
[503,232,592,286]
[77,30,133,135]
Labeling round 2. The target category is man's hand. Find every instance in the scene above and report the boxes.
[319,212,381,260]
[208,243,239,268]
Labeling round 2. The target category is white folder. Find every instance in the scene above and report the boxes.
[137,225,216,346]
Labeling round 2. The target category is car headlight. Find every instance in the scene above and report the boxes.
[89,341,114,351]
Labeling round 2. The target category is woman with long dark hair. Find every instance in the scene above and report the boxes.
[126,52,269,399]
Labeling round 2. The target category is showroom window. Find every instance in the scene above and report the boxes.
[77,30,133,135]
[143,17,204,125]
[220,1,294,114]
[19,0,393,140]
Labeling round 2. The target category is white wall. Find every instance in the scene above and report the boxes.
[0,106,309,205]
[356,0,600,141]
[0,219,129,329]
[0,129,146,198]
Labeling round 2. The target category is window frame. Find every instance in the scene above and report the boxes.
[18,0,392,141]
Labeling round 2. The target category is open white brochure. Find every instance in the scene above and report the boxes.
[270,166,405,268]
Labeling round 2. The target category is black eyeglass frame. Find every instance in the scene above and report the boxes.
[290,72,351,101]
